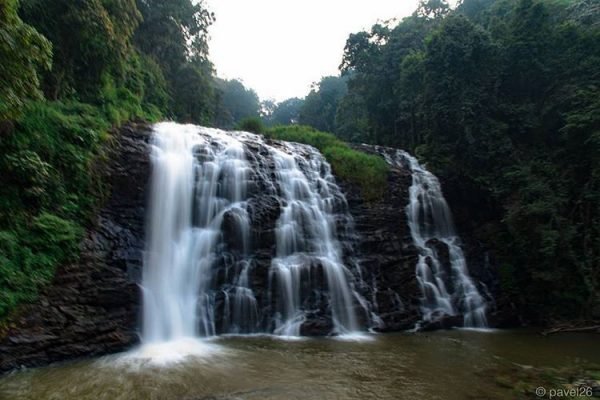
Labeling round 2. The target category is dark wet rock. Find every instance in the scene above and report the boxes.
[419,314,464,331]
[300,315,334,336]
[343,143,505,332]
[0,122,152,373]
[0,127,510,374]
[335,144,423,332]
[425,239,451,274]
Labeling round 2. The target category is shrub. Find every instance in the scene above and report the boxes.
[236,116,265,134]
[0,98,121,319]
[265,125,388,201]
[0,213,81,318]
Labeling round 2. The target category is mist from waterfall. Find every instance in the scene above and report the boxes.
[384,150,488,328]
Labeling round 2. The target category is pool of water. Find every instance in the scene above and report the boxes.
[1,330,598,400]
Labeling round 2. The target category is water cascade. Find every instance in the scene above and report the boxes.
[142,123,253,342]
[383,150,488,328]
[141,122,368,343]
[269,144,360,336]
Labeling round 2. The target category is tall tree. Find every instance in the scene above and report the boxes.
[0,0,51,123]
[213,78,260,129]
[134,0,215,122]
[299,76,348,133]
[134,0,213,78]
[19,0,141,99]
[267,98,304,126]
[332,0,600,320]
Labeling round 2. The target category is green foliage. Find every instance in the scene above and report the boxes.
[3,150,52,201]
[1,101,105,218]
[417,0,451,19]
[299,76,348,133]
[134,0,214,77]
[265,125,389,202]
[0,214,81,318]
[0,0,51,122]
[263,98,304,127]
[137,53,170,117]
[0,0,221,321]
[19,0,142,99]
[214,78,261,129]
[0,94,153,319]
[236,117,265,134]
[170,62,214,125]
[331,0,600,320]
[135,0,216,124]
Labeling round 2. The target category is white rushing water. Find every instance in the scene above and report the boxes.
[269,144,360,336]
[384,150,488,328]
[141,122,367,346]
[142,123,252,342]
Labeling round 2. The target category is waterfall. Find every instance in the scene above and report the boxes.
[141,122,367,342]
[383,150,488,328]
[142,123,253,342]
[269,144,360,336]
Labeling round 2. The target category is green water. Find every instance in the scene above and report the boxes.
[0,330,598,400]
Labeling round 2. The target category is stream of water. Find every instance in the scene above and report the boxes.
[1,330,598,400]
[383,150,488,328]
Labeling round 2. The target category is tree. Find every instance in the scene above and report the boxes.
[416,0,451,19]
[134,0,215,122]
[172,62,214,124]
[213,78,260,129]
[331,0,600,320]
[266,98,304,126]
[421,15,503,173]
[299,76,347,133]
[19,0,141,99]
[334,91,369,143]
[260,99,276,121]
[0,0,51,123]
[134,0,214,78]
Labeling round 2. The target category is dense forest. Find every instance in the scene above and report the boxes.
[0,0,598,325]
[284,0,600,322]
[0,0,263,319]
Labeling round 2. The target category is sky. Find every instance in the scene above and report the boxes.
[204,0,421,102]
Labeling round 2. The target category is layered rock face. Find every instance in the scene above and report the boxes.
[336,150,422,331]
[345,144,499,331]
[0,124,502,373]
[142,127,368,337]
[0,123,151,372]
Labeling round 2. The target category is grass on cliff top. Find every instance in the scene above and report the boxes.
[265,125,389,202]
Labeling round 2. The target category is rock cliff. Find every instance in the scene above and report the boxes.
[0,123,151,372]
[0,124,503,373]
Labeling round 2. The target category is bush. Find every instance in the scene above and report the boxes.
[265,125,388,201]
[0,214,81,318]
[236,116,265,134]
[28,213,82,260]
[3,150,52,201]
[0,98,124,319]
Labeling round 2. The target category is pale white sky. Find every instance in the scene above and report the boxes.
[205,0,421,102]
